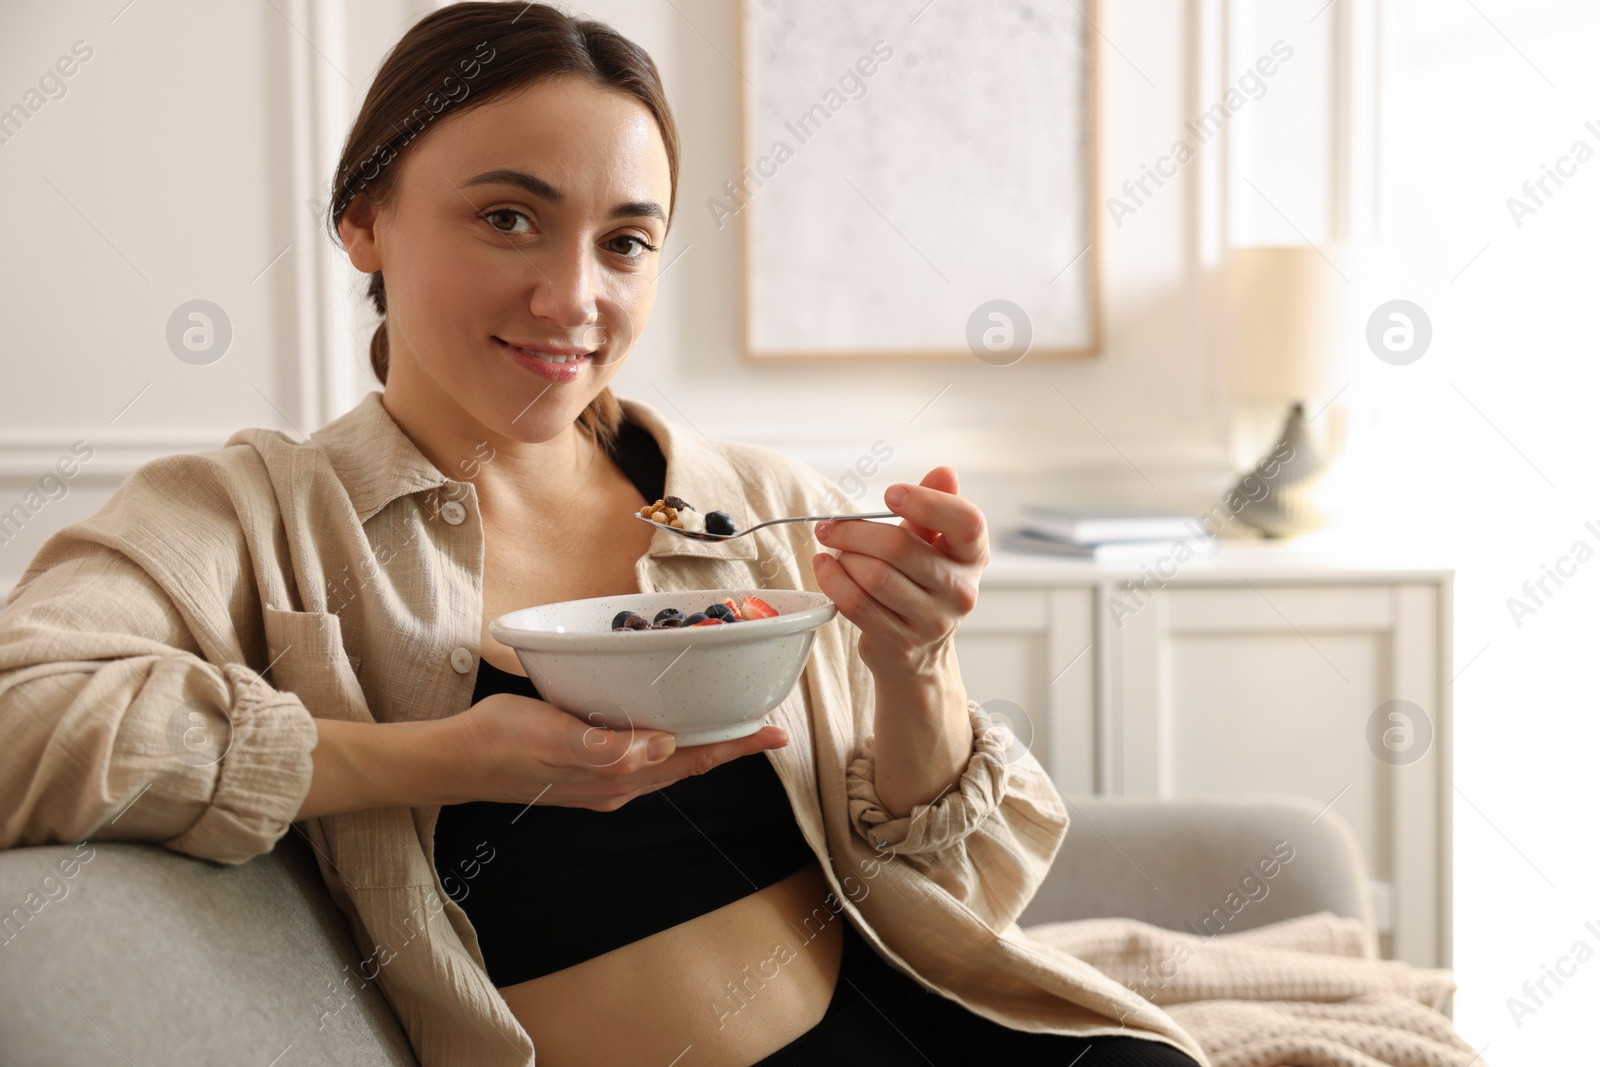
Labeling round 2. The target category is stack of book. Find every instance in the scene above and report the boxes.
[999,507,1217,562]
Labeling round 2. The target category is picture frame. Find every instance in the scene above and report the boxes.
[733,0,1102,362]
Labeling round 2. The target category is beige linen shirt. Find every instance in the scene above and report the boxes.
[0,390,1205,1065]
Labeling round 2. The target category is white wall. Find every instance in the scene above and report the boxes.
[0,0,431,594]
[2,0,1279,596]
[2,0,289,588]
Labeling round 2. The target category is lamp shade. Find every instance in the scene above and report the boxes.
[1226,246,1344,402]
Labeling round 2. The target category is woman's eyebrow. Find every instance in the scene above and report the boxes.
[462,168,666,224]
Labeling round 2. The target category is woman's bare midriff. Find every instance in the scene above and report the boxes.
[470,449,843,1065]
[496,860,844,1066]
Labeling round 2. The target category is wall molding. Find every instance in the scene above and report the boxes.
[0,429,243,483]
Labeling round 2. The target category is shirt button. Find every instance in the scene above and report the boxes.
[449,647,474,674]
[440,501,467,525]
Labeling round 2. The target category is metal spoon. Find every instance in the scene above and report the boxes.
[635,511,897,542]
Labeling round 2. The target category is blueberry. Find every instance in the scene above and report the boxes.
[682,612,710,625]
[612,610,643,630]
[653,607,684,625]
[704,603,737,622]
[705,510,736,536]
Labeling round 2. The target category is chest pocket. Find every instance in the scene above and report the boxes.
[260,605,369,724]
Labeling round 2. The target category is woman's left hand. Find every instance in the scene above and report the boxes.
[812,466,989,682]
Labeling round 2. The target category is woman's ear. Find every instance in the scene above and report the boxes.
[337,192,382,274]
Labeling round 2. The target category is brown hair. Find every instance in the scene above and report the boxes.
[325,1,680,448]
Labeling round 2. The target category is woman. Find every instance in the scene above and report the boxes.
[0,4,1204,1065]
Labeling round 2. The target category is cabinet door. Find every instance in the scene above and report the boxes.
[954,588,1096,794]
[1106,582,1448,968]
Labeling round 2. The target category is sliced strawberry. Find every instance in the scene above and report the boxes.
[738,596,780,620]
[722,597,740,614]
[688,617,726,627]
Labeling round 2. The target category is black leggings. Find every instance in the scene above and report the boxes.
[752,920,1200,1067]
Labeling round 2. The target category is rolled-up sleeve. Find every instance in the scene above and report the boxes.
[0,455,319,866]
[840,680,1069,931]
[844,698,1011,854]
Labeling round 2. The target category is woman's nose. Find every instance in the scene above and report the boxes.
[527,241,600,332]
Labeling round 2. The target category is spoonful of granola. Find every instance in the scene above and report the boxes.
[635,496,895,543]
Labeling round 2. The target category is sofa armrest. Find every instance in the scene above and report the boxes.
[1017,794,1376,943]
[0,833,418,1067]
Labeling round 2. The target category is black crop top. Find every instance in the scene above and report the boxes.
[430,415,816,988]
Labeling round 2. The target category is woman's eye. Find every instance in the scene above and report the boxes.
[607,234,659,259]
[480,213,656,258]
[482,209,532,235]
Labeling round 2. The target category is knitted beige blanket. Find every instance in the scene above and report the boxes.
[1023,912,1486,1067]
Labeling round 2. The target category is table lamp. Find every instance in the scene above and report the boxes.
[1224,245,1346,538]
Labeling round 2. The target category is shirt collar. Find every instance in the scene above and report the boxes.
[312,391,451,525]
[312,390,760,562]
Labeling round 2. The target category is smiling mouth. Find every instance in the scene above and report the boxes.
[498,339,596,365]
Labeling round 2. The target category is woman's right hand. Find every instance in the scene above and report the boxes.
[442,692,792,811]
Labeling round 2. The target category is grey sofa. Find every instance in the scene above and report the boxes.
[0,795,1373,1066]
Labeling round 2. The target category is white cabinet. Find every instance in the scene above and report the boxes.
[956,541,1453,968]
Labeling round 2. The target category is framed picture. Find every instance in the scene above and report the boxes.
[734,0,1101,362]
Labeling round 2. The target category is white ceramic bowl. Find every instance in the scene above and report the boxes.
[488,589,837,745]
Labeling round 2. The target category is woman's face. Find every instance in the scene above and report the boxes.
[343,74,673,445]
